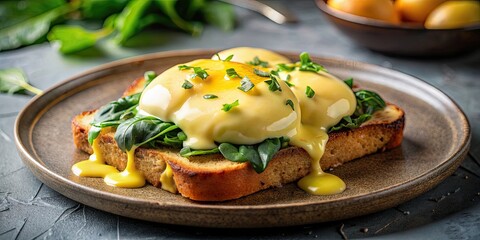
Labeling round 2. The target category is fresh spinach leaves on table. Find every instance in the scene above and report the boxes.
[0,68,42,95]
[0,0,235,54]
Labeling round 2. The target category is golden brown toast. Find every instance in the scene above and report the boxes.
[72,77,405,201]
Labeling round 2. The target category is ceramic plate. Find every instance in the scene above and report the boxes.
[15,50,470,228]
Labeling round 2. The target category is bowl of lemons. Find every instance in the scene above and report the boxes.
[316,0,480,57]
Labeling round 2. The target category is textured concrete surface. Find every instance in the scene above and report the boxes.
[1,0,479,239]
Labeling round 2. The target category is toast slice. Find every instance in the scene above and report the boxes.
[72,77,404,201]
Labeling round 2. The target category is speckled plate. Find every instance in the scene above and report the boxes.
[15,50,470,228]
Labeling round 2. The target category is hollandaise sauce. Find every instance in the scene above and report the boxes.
[72,139,145,188]
[72,138,118,177]
[104,147,145,188]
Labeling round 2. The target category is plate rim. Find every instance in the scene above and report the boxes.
[14,49,471,224]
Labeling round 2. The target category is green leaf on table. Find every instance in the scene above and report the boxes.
[0,0,66,29]
[155,0,203,36]
[0,4,75,51]
[114,0,152,45]
[80,0,129,20]
[201,1,235,31]
[0,68,42,95]
[47,25,111,54]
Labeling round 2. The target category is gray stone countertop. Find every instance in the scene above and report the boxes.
[1,1,479,239]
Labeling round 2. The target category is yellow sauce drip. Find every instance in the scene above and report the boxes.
[104,147,145,188]
[160,163,177,193]
[72,138,119,177]
[291,125,346,195]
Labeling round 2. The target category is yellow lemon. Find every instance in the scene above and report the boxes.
[327,0,399,24]
[425,1,480,29]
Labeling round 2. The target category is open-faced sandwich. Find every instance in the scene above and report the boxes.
[71,47,405,201]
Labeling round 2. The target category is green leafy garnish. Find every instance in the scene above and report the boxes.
[178,65,193,70]
[193,67,209,80]
[144,70,157,86]
[237,76,255,92]
[218,138,284,173]
[0,68,42,95]
[178,65,209,80]
[329,78,386,132]
[305,86,315,98]
[180,147,220,157]
[0,3,76,51]
[215,53,234,62]
[253,68,270,77]
[355,90,386,115]
[222,99,239,112]
[284,81,295,87]
[247,56,269,68]
[344,78,353,88]
[47,24,112,54]
[1,0,236,54]
[201,1,235,31]
[203,94,218,99]
[285,99,295,110]
[277,63,296,72]
[299,52,327,73]
[264,76,282,92]
[114,115,184,151]
[182,80,193,89]
[88,92,141,144]
[226,68,241,78]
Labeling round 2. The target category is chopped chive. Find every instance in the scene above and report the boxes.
[253,68,270,77]
[182,80,193,89]
[284,80,295,87]
[299,52,327,73]
[178,65,193,70]
[193,67,209,80]
[286,99,294,110]
[277,63,296,72]
[226,68,241,78]
[247,56,269,67]
[224,54,234,62]
[306,86,315,98]
[203,94,218,99]
[264,76,282,92]
[238,76,255,92]
[222,99,239,112]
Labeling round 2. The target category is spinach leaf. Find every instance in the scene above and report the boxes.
[201,1,235,31]
[329,79,386,132]
[114,115,182,151]
[144,71,157,86]
[355,90,386,115]
[155,0,203,36]
[88,93,141,144]
[180,147,220,157]
[114,0,152,44]
[80,0,129,20]
[47,25,112,54]
[218,137,283,173]
[0,3,75,51]
[0,68,42,95]
[0,0,66,29]
[248,57,269,68]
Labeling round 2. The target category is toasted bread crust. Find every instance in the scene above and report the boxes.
[71,77,405,201]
